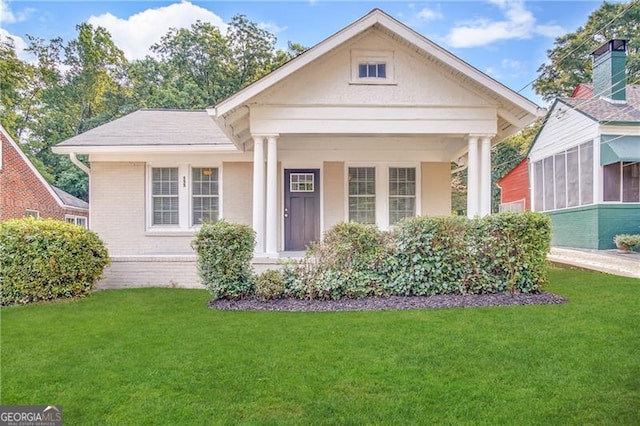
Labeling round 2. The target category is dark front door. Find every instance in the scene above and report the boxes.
[284,169,320,251]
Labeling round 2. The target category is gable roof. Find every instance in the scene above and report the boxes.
[1,125,88,211]
[497,157,528,187]
[210,8,544,146]
[558,84,640,124]
[54,109,234,152]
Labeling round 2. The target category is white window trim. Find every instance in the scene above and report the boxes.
[350,49,396,85]
[146,163,222,232]
[24,209,40,218]
[344,162,421,229]
[65,214,88,228]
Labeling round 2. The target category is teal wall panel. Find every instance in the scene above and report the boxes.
[548,206,599,249]
[548,204,640,250]
[597,204,640,250]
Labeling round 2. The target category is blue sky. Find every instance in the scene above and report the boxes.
[0,0,614,105]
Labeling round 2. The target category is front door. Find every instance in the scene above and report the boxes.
[284,169,320,251]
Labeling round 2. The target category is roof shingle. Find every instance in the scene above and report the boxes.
[56,109,232,147]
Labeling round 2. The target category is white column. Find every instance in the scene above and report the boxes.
[265,135,278,257]
[252,136,265,254]
[466,135,479,218]
[480,136,492,216]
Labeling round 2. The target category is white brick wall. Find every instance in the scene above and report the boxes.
[98,255,283,289]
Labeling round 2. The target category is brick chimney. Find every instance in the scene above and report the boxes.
[591,39,627,102]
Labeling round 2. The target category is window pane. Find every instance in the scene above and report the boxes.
[580,142,593,205]
[368,63,376,77]
[603,163,621,202]
[378,63,386,78]
[543,157,554,211]
[566,148,579,207]
[554,153,566,209]
[622,162,640,202]
[152,167,179,225]
[358,63,367,78]
[534,161,543,211]
[348,167,375,223]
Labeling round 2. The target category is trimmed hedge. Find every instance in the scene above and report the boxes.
[0,218,110,305]
[283,222,390,300]
[192,220,255,300]
[283,212,551,299]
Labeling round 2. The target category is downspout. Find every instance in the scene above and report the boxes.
[69,152,90,175]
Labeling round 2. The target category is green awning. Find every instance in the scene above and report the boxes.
[600,135,640,165]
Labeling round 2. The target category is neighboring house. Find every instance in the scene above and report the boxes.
[528,39,640,249]
[53,9,543,287]
[497,158,530,212]
[0,125,89,226]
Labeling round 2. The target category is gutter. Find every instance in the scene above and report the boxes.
[69,152,90,175]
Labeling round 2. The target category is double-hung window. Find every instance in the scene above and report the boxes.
[152,168,179,225]
[150,166,219,230]
[348,167,376,224]
[192,168,219,225]
[389,167,416,225]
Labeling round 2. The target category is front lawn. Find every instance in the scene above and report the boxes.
[1,267,638,424]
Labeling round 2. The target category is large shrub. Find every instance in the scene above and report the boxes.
[283,222,391,299]
[479,212,551,293]
[192,220,255,300]
[389,216,472,296]
[0,218,110,305]
[390,212,551,295]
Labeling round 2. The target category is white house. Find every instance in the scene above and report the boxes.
[53,9,543,287]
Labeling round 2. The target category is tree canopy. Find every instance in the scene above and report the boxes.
[534,1,640,102]
[0,15,305,200]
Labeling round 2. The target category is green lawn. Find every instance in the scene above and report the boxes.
[1,267,639,425]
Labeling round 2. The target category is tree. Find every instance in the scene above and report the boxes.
[534,1,640,102]
[149,21,230,108]
[22,24,129,200]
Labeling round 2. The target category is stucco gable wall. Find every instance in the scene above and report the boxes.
[253,29,493,108]
[529,105,599,161]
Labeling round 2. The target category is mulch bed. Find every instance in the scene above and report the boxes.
[208,292,567,312]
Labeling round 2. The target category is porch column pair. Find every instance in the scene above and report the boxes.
[252,134,279,257]
[466,134,494,218]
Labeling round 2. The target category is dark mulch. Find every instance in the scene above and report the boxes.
[208,292,567,312]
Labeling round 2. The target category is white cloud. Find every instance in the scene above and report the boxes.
[416,7,443,21]
[0,28,28,57]
[88,1,227,60]
[446,0,565,48]
[258,22,287,35]
[0,1,35,24]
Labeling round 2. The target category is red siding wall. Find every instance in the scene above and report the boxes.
[497,159,530,211]
[0,131,88,221]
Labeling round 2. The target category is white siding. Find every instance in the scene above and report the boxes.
[529,103,599,162]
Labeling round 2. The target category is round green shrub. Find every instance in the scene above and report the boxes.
[614,234,640,251]
[0,217,110,305]
[255,269,285,301]
[191,220,255,300]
